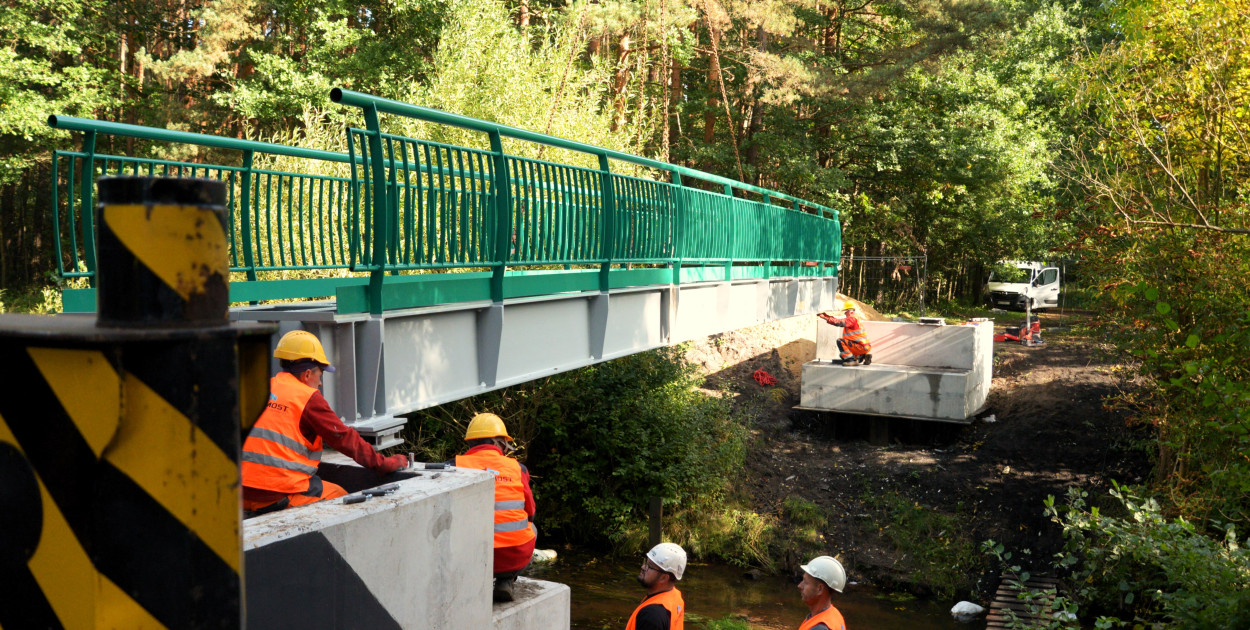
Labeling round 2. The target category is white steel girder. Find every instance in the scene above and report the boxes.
[231,276,838,448]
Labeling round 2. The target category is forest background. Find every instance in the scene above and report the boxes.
[2,0,1248,625]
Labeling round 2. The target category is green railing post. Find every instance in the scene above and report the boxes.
[239,150,258,282]
[597,153,616,292]
[763,193,772,278]
[671,172,685,285]
[723,184,733,281]
[363,105,390,314]
[488,131,512,302]
[81,130,98,286]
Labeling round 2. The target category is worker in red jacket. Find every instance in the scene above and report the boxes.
[455,413,537,603]
[796,556,848,630]
[627,543,687,630]
[818,300,873,366]
[241,330,407,513]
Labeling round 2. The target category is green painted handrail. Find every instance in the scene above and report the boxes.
[329,89,836,217]
[49,95,840,315]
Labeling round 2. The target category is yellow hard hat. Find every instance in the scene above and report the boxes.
[273,330,332,368]
[841,300,856,312]
[465,412,512,441]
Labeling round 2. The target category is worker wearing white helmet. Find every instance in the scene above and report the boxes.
[817,299,873,366]
[626,542,686,630]
[796,555,848,630]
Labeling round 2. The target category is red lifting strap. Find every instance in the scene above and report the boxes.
[753,369,778,386]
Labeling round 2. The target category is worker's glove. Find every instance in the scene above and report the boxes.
[378,454,408,474]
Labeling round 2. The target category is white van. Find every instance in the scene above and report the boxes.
[985,261,1061,311]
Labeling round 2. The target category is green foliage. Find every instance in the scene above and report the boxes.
[221,0,449,126]
[655,506,775,570]
[1059,0,1250,535]
[782,496,825,530]
[694,616,752,630]
[1038,486,1250,628]
[528,347,748,543]
[862,489,980,597]
[0,282,64,314]
[405,346,749,552]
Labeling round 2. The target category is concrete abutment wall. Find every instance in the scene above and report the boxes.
[243,460,569,629]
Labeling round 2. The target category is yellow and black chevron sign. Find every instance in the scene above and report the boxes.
[0,342,242,629]
[95,197,229,326]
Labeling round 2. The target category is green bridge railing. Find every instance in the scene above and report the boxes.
[49,90,840,315]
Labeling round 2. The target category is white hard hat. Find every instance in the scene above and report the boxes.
[646,542,687,580]
[801,556,846,593]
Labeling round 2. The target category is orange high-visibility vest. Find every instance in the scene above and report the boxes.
[797,605,846,630]
[242,372,323,494]
[841,319,871,352]
[455,449,536,548]
[625,588,684,630]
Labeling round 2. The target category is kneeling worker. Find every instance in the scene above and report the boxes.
[818,300,872,366]
[796,556,848,630]
[454,413,537,602]
[627,543,686,630]
[242,330,407,513]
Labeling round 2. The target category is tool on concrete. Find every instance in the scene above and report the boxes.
[408,452,415,468]
[343,495,368,504]
[362,482,400,497]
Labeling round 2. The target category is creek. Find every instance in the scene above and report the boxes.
[526,548,983,629]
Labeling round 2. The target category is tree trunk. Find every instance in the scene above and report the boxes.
[743,25,768,183]
[703,40,720,144]
[518,0,530,30]
[668,57,683,151]
[610,34,634,132]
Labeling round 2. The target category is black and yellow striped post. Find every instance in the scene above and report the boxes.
[0,177,273,629]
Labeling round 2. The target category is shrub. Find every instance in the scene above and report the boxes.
[1044,485,1250,628]
[404,346,749,551]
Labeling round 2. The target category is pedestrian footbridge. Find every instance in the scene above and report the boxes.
[48,89,841,445]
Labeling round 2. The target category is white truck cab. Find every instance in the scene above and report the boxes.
[985,261,1061,311]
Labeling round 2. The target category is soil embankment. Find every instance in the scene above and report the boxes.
[686,307,1151,597]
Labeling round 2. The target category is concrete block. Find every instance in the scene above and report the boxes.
[493,578,571,630]
[244,467,496,629]
[800,362,983,423]
[815,320,992,370]
[804,320,992,422]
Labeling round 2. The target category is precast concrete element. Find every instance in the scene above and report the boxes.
[800,320,993,423]
[492,578,572,630]
[244,458,570,630]
[232,276,839,447]
[245,465,495,628]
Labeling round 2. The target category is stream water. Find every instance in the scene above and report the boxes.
[526,548,984,629]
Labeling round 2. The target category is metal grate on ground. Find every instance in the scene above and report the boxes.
[986,573,1063,629]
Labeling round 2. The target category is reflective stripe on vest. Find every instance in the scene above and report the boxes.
[625,588,685,630]
[842,322,871,352]
[455,449,536,548]
[241,372,323,495]
[797,605,846,630]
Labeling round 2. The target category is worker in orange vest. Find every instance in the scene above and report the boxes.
[241,330,407,513]
[818,300,872,366]
[454,413,537,603]
[626,543,686,630]
[796,556,848,630]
